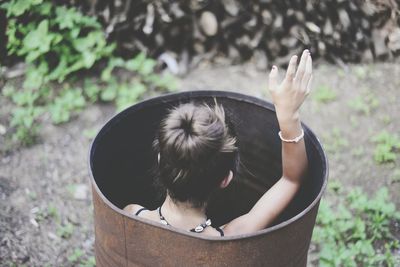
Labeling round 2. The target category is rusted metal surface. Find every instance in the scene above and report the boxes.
[89,90,328,267]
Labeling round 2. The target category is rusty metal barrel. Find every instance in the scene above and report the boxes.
[88,90,328,267]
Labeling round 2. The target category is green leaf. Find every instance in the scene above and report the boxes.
[82,51,97,68]
[101,58,125,81]
[73,32,102,52]
[23,63,48,89]
[125,52,146,71]
[47,56,68,82]
[83,128,97,139]
[55,6,77,29]
[312,85,337,103]
[83,79,100,102]
[67,248,84,262]
[116,82,146,111]
[100,87,117,102]
[22,20,53,60]
[138,58,156,76]
[49,89,86,124]
[371,131,400,163]
[36,1,51,15]
[1,0,43,17]
[2,85,15,97]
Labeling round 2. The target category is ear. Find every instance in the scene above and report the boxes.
[220,170,233,189]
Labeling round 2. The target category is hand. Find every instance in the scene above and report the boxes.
[268,49,313,120]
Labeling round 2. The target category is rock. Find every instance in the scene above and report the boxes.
[388,28,400,52]
[73,184,88,200]
[222,0,239,16]
[200,11,218,36]
[305,22,321,34]
[338,9,351,30]
[143,4,155,35]
[253,50,268,70]
[30,218,39,227]
[0,124,6,135]
[48,232,59,240]
[323,19,333,36]
[159,52,180,75]
[372,29,389,57]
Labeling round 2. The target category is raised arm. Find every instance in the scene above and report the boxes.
[224,49,312,235]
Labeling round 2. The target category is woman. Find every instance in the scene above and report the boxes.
[124,49,312,237]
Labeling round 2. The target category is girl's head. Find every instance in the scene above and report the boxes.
[154,101,238,208]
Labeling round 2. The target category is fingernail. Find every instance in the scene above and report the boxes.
[304,49,309,53]
[272,65,277,70]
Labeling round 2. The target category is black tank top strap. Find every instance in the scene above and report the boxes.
[215,226,224,237]
[135,207,148,216]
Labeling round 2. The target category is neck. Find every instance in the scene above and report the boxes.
[161,195,207,227]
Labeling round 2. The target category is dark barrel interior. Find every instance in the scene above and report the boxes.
[90,90,327,228]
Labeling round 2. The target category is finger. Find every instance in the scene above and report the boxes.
[268,65,278,91]
[284,55,298,82]
[301,54,313,90]
[294,49,309,82]
[306,75,313,95]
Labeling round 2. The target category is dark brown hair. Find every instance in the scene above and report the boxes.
[154,101,239,207]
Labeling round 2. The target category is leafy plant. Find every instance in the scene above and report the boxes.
[99,52,178,111]
[312,84,337,103]
[68,248,84,263]
[380,115,392,125]
[313,185,400,267]
[1,1,178,146]
[47,204,59,221]
[351,146,365,157]
[83,128,98,139]
[1,0,114,85]
[347,93,379,115]
[67,248,96,267]
[391,169,400,183]
[322,128,349,154]
[83,79,101,103]
[81,256,96,267]
[353,66,369,80]
[48,87,86,124]
[2,85,45,145]
[371,131,400,164]
[56,222,74,239]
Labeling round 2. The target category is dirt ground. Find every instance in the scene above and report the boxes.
[0,62,399,266]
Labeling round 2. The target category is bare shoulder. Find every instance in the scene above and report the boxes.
[123,204,144,215]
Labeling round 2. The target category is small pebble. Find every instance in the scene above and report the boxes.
[68,213,79,225]
[48,232,58,240]
[30,218,39,227]
[0,124,6,135]
[30,207,39,214]
[73,184,88,200]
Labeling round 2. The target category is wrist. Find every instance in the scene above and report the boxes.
[275,110,302,138]
[275,109,300,123]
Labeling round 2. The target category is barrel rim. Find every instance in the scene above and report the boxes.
[88,90,329,241]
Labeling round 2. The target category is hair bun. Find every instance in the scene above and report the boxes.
[159,102,236,163]
[178,107,195,136]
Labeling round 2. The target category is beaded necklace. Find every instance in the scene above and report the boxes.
[158,206,212,233]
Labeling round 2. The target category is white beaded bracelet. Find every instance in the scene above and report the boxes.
[278,129,304,143]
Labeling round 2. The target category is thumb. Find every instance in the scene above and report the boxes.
[268,65,278,92]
